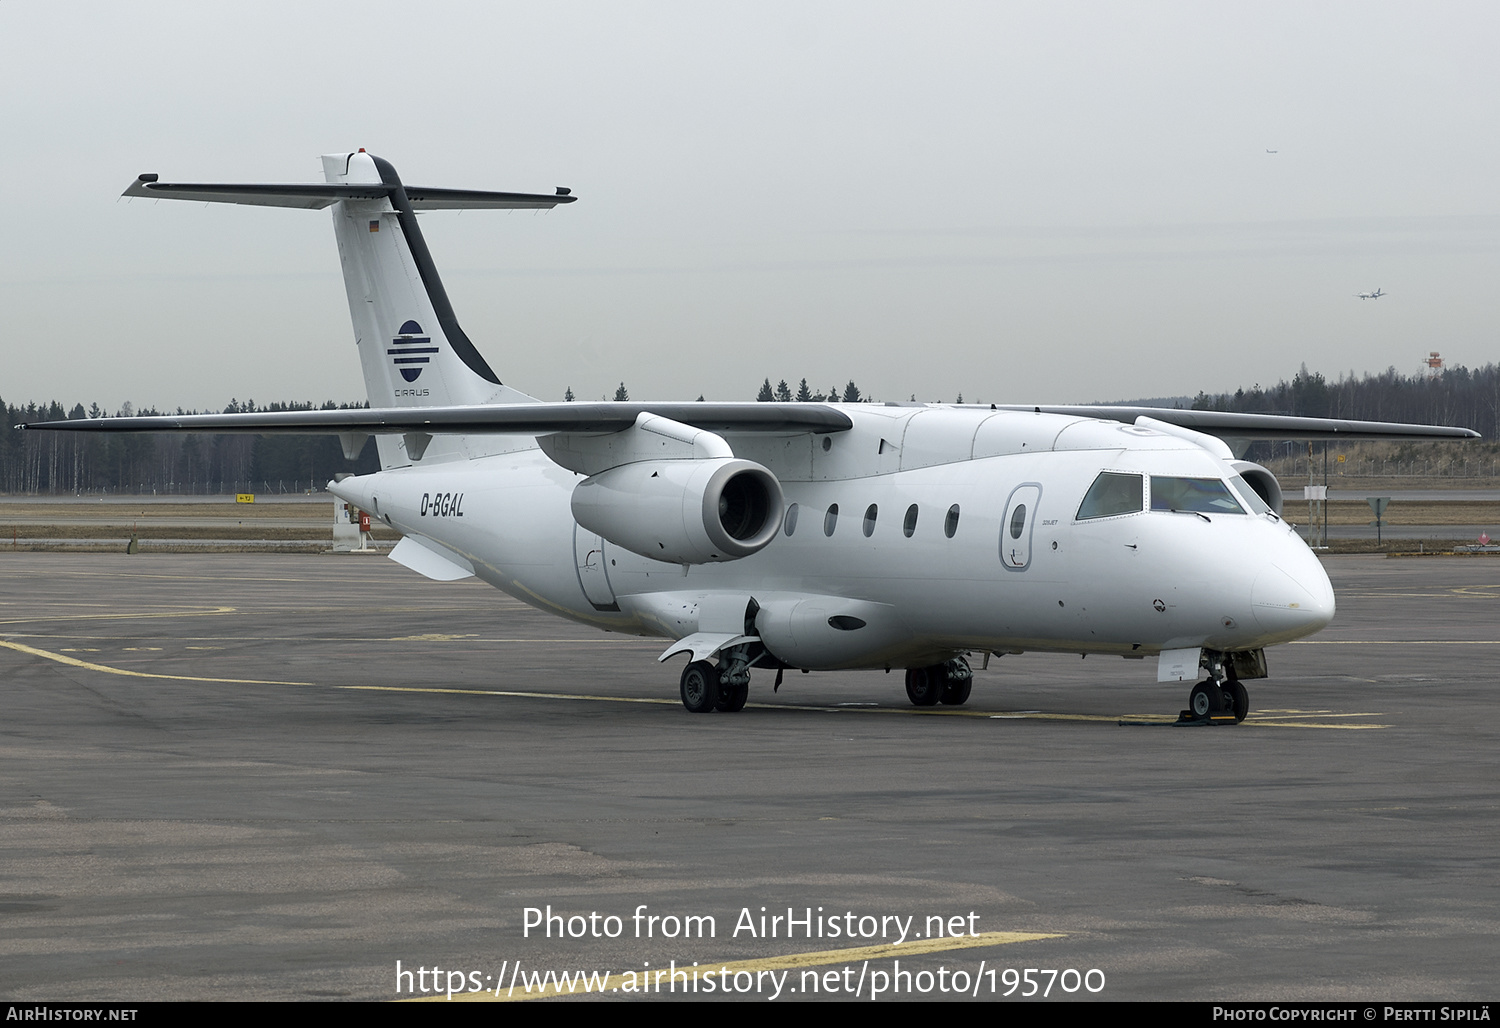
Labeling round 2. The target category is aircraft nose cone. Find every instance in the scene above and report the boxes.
[1251,560,1335,640]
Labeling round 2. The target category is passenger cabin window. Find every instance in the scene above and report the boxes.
[1150,477,1245,515]
[1009,504,1027,539]
[944,504,960,538]
[783,502,799,536]
[824,503,839,537]
[863,504,878,537]
[1076,472,1144,520]
[903,504,918,538]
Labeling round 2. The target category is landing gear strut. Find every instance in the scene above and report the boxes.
[905,657,973,707]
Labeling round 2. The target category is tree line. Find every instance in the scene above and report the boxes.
[583,380,896,403]
[1191,363,1498,441]
[0,399,378,495]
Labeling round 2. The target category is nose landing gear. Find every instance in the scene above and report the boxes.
[1182,651,1250,724]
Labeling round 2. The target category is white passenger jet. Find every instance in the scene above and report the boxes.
[24,153,1480,721]
[1356,288,1386,300]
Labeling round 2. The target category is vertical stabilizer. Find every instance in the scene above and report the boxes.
[120,152,573,471]
[321,151,538,467]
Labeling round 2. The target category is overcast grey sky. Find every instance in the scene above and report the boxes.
[2,1,1496,412]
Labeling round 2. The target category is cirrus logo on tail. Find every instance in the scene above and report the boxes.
[388,320,437,382]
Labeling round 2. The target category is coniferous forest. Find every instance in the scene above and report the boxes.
[1190,363,1498,440]
[0,400,379,495]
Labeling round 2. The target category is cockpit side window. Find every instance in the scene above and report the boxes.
[1150,476,1246,515]
[1228,475,1272,515]
[1076,472,1144,520]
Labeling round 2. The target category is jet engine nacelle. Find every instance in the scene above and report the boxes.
[572,457,785,565]
[1230,460,1284,515]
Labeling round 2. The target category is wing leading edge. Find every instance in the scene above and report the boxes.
[18,401,1478,443]
[17,402,855,436]
[995,405,1480,442]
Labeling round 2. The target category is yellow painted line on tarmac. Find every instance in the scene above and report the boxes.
[345,686,1382,728]
[1253,709,1383,718]
[0,632,660,647]
[419,929,1063,1002]
[0,639,312,686]
[1,641,1384,728]
[346,684,681,706]
[0,606,237,625]
[347,686,1115,718]
[1242,717,1380,726]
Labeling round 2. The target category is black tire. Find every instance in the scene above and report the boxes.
[680,661,720,713]
[1225,680,1249,723]
[905,666,943,706]
[940,677,972,706]
[1189,681,1220,718]
[716,683,749,712]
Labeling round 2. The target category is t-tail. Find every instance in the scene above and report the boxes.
[122,150,575,467]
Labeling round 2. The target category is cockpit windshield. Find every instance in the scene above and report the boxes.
[1149,477,1246,515]
[1077,472,1144,520]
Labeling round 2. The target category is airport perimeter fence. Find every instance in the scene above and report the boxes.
[1261,454,1500,481]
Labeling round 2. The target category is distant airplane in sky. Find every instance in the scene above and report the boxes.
[1265,149,1278,154]
[1356,288,1385,300]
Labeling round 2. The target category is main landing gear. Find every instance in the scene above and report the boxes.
[679,645,756,714]
[679,650,979,713]
[904,657,973,708]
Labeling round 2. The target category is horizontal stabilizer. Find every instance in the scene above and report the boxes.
[122,176,575,211]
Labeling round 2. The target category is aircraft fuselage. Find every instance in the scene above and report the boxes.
[329,405,1334,672]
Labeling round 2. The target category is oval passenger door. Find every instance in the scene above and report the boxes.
[1000,484,1042,571]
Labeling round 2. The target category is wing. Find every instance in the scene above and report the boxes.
[21,401,1476,442]
[995,405,1480,441]
[17,401,854,436]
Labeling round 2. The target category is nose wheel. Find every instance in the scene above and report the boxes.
[1224,679,1249,722]
[1188,681,1219,718]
